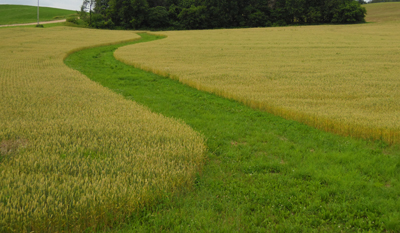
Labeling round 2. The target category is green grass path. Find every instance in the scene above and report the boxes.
[64,33,400,232]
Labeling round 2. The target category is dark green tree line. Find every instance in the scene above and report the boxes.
[81,0,367,29]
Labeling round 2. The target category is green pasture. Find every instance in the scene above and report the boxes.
[65,33,400,232]
[0,5,76,25]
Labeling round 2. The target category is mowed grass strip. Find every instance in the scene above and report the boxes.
[65,33,400,232]
[0,5,76,25]
[114,3,400,145]
[0,28,205,232]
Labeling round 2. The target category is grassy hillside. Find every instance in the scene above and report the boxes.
[0,5,76,25]
[115,7,400,145]
[364,2,400,22]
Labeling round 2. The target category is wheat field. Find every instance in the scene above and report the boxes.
[115,3,400,144]
[0,27,206,232]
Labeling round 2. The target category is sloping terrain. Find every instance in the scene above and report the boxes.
[115,3,400,144]
[364,2,400,23]
[0,4,75,25]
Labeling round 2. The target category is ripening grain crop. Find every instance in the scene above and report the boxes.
[115,3,400,144]
[0,27,206,232]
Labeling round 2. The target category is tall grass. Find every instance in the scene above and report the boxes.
[115,3,400,145]
[0,27,205,232]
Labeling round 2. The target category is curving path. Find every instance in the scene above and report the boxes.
[0,19,66,27]
[64,33,400,232]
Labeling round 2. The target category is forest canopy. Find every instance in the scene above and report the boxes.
[80,0,367,30]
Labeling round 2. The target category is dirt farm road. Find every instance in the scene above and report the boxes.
[0,19,67,27]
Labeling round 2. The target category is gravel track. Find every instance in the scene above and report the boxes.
[0,19,66,27]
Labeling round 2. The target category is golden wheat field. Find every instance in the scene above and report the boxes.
[0,27,206,232]
[115,3,400,144]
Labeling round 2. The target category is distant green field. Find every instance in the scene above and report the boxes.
[364,2,400,23]
[0,5,76,25]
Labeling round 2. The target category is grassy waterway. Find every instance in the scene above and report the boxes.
[65,33,400,232]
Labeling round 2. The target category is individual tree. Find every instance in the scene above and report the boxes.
[331,1,367,23]
[81,0,95,25]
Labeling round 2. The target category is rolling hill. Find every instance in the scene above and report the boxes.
[0,4,76,25]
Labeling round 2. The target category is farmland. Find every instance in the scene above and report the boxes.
[115,2,400,144]
[0,27,205,232]
[365,2,400,23]
[65,33,400,232]
[0,5,76,25]
[1,2,400,233]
